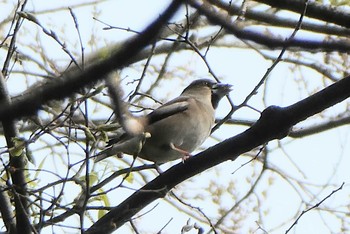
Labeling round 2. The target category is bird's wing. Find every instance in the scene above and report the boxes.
[147,96,190,125]
[98,96,189,160]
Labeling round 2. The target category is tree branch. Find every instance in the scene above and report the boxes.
[254,0,350,28]
[209,0,350,37]
[0,0,184,123]
[1,68,31,234]
[86,74,350,233]
[188,0,350,52]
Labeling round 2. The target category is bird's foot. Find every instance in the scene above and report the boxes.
[181,154,192,163]
[170,143,192,163]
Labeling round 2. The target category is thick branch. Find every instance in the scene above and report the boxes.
[0,74,30,233]
[86,74,350,233]
[210,0,350,37]
[254,0,350,28]
[0,187,16,233]
[188,0,350,52]
[0,0,184,123]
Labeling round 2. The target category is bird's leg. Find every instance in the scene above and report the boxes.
[170,143,191,162]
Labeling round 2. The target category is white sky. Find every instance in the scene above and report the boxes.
[1,0,349,233]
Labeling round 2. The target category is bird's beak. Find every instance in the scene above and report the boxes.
[211,83,232,109]
[212,83,233,96]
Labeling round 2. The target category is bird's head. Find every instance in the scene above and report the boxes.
[182,79,232,109]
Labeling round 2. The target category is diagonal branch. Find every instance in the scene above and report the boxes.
[210,0,350,37]
[254,0,350,28]
[0,0,184,123]
[188,0,350,52]
[86,74,350,233]
[285,182,344,233]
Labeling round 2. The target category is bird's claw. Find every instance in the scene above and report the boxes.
[181,153,192,163]
[170,143,192,163]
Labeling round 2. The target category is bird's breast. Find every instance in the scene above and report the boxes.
[139,100,214,163]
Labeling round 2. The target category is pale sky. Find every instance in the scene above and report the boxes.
[1,1,349,233]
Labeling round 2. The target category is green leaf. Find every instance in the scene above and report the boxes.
[97,189,110,219]
[82,126,96,141]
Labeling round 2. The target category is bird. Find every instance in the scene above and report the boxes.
[94,79,232,164]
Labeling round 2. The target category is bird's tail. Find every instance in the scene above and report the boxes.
[93,132,151,163]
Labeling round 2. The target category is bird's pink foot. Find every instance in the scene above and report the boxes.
[170,143,192,163]
[181,154,192,163]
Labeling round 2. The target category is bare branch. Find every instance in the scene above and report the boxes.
[0,0,184,122]
[285,182,345,233]
[87,74,350,233]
